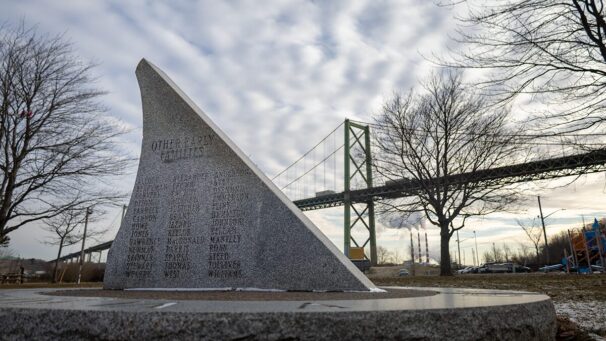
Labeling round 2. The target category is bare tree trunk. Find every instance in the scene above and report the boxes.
[440,225,452,276]
[52,240,64,283]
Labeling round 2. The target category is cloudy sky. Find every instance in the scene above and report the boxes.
[2,0,606,264]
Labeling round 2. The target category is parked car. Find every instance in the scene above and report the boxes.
[477,263,493,273]
[457,267,474,274]
[398,269,410,277]
[511,264,531,273]
[478,262,531,273]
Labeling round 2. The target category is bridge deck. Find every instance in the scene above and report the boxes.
[294,149,606,211]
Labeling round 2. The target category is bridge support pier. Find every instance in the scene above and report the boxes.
[343,119,377,266]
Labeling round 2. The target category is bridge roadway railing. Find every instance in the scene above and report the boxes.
[294,148,606,211]
[50,240,113,263]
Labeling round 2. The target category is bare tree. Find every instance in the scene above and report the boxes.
[0,23,130,245]
[373,70,521,275]
[516,218,542,263]
[491,243,505,263]
[482,250,495,264]
[502,243,512,262]
[447,0,606,131]
[393,249,404,265]
[377,246,393,265]
[516,243,532,265]
[43,208,105,282]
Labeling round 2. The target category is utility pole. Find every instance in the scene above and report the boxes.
[77,207,92,285]
[473,230,479,266]
[456,230,462,269]
[537,196,549,265]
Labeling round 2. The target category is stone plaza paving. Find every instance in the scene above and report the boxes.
[0,286,555,340]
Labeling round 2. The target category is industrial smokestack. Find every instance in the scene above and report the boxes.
[410,230,415,276]
[417,231,421,264]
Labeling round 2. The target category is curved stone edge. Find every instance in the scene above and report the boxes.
[0,301,556,340]
[0,289,556,340]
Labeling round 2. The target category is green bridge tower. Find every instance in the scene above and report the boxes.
[343,119,377,266]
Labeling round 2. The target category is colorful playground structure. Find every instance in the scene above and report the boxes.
[565,219,606,274]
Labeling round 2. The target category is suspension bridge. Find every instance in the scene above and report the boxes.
[56,119,606,266]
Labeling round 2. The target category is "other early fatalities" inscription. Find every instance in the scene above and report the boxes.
[151,135,215,163]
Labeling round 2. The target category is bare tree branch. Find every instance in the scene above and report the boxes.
[444,0,606,132]
[0,22,132,244]
[516,217,543,263]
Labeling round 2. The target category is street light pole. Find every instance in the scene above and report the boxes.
[472,248,476,267]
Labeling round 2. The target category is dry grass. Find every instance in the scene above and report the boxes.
[0,282,102,290]
[369,271,606,303]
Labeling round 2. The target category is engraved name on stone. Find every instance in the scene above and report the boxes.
[125,176,161,278]
[163,171,205,279]
[207,170,251,280]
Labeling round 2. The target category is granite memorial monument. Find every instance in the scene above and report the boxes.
[103,59,375,292]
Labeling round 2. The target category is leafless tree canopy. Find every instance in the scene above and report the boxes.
[449,0,606,130]
[0,23,130,245]
[377,245,392,264]
[373,70,521,275]
[516,217,543,262]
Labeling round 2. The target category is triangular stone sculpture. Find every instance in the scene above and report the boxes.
[103,59,376,291]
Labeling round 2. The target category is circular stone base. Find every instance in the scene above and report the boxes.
[0,287,556,340]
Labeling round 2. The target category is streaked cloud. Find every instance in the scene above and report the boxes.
[3,1,605,262]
